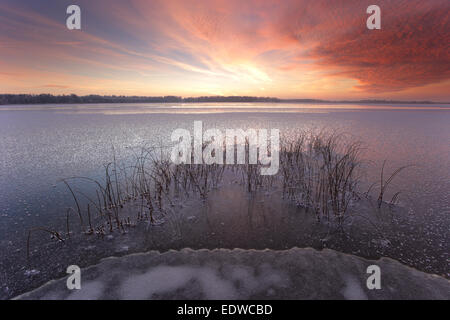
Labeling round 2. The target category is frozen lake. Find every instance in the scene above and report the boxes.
[0,103,449,298]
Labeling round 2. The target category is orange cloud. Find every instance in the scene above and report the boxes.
[0,0,448,99]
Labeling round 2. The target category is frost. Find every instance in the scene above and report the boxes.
[15,248,450,300]
[24,269,40,277]
[342,275,368,300]
[67,281,104,300]
[371,239,391,248]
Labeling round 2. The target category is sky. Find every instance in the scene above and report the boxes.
[0,0,449,101]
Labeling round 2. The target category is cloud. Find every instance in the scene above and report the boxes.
[0,0,448,98]
[303,0,450,93]
[43,84,70,89]
[115,0,450,94]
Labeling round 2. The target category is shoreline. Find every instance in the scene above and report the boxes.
[2,94,449,106]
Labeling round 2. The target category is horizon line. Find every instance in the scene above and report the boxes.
[1,93,449,105]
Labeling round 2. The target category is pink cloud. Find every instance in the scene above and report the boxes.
[0,0,448,98]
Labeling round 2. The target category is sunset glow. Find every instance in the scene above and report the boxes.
[0,0,449,100]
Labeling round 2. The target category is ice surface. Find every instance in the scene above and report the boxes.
[341,275,368,300]
[15,248,450,300]
[2,108,450,298]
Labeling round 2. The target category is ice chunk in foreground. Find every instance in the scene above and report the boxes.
[15,248,450,300]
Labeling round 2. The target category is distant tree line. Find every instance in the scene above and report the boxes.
[0,94,440,105]
[0,94,184,105]
[0,94,281,105]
